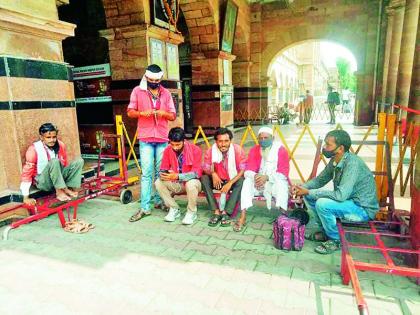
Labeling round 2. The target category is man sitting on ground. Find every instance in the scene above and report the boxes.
[293,130,379,254]
[202,128,246,227]
[20,123,84,205]
[155,127,203,225]
[234,126,290,232]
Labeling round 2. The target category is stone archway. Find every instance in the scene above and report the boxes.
[248,1,380,125]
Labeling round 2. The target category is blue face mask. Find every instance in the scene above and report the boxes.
[259,139,273,149]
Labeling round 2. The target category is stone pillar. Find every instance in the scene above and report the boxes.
[0,1,76,192]
[191,50,236,131]
[395,0,419,118]
[385,0,406,104]
[380,8,395,107]
[408,15,420,123]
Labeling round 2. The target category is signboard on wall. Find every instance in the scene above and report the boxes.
[166,43,180,80]
[150,38,167,76]
[72,63,112,103]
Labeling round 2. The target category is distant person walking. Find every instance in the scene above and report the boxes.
[341,88,351,113]
[304,90,313,124]
[326,86,340,124]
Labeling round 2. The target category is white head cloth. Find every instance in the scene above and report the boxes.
[258,126,273,136]
[139,69,164,90]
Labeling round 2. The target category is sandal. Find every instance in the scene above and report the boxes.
[63,219,94,234]
[129,210,151,222]
[208,214,222,227]
[233,220,246,232]
[220,214,231,227]
[305,231,328,242]
[314,240,341,254]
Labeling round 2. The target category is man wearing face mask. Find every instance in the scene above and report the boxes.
[293,130,379,254]
[234,127,290,232]
[155,127,203,225]
[127,64,177,222]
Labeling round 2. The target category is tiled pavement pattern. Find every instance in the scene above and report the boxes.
[0,123,418,314]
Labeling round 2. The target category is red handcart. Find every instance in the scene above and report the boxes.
[2,131,134,240]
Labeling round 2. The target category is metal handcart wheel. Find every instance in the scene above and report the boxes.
[119,189,133,204]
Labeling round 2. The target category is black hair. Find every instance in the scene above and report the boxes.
[214,127,233,141]
[168,127,185,142]
[147,64,162,73]
[325,129,352,152]
[39,123,58,135]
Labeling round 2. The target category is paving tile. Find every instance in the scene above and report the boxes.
[189,252,226,265]
[206,237,238,249]
[234,240,269,253]
[212,246,247,259]
[224,232,256,243]
[199,228,230,239]
[255,261,293,278]
[159,248,196,262]
[242,251,278,265]
[185,241,217,255]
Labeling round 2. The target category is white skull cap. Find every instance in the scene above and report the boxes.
[258,126,273,136]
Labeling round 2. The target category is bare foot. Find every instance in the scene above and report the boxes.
[65,188,79,198]
[56,189,71,201]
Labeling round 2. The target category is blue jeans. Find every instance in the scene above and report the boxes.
[139,141,167,212]
[304,195,369,240]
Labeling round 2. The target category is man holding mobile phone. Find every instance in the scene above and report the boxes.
[155,127,203,225]
[127,64,177,222]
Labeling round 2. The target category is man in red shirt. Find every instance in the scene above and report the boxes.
[201,128,246,227]
[155,127,202,225]
[127,64,177,222]
[20,123,84,205]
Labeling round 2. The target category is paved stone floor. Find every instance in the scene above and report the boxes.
[0,123,418,314]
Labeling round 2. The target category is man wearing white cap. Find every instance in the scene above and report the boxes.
[233,126,290,232]
[127,64,177,222]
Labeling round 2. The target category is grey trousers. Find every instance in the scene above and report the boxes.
[35,158,84,192]
[155,178,202,212]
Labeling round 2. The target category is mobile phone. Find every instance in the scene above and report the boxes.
[160,170,169,174]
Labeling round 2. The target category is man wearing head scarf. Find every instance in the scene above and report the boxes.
[20,123,84,205]
[127,64,177,222]
[233,126,290,232]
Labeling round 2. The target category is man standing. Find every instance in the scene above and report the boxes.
[293,130,379,254]
[155,127,203,225]
[326,86,339,124]
[20,123,84,204]
[304,90,313,124]
[234,127,290,232]
[201,128,246,227]
[127,64,177,222]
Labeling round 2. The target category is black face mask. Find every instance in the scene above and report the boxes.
[322,147,337,159]
[147,81,160,90]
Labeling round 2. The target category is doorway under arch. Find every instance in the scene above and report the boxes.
[267,40,358,125]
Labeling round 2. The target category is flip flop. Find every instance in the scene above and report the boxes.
[208,214,222,227]
[314,240,341,254]
[129,210,151,222]
[233,221,246,232]
[220,214,231,227]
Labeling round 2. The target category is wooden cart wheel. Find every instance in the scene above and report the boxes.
[120,189,133,204]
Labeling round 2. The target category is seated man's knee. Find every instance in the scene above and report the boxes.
[186,179,200,192]
[73,157,84,167]
[155,178,164,191]
[315,198,333,213]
